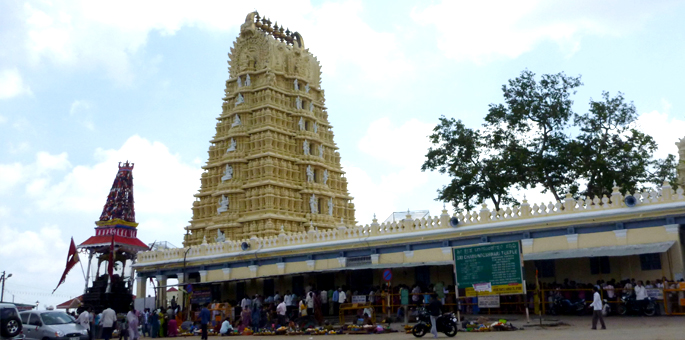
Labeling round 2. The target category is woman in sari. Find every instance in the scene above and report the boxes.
[158,310,165,338]
[238,307,251,333]
[314,292,323,325]
[166,308,177,337]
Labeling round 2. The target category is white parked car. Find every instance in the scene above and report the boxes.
[18,311,87,340]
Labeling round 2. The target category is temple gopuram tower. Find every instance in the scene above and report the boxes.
[185,12,356,246]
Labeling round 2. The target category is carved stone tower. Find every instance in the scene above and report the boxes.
[184,12,356,246]
[677,137,685,188]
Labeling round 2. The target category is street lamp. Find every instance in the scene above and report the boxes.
[1,271,12,302]
[182,246,192,318]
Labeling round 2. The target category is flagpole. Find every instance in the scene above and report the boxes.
[84,251,94,295]
[78,258,86,281]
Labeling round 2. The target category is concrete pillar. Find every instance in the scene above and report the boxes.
[665,224,684,280]
[156,275,167,308]
[198,270,208,282]
[136,276,146,299]
[176,272,185,284]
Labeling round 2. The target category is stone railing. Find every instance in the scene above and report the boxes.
[136,183,685,264]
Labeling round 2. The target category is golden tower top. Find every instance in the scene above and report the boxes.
[184,12,356,246]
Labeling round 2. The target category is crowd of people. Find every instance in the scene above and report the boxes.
[70,296,186,340]
[71,305,140,340]
[66,275,684,339]
[210,281,456,333]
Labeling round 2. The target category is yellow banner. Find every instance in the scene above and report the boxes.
[465,284,524,297]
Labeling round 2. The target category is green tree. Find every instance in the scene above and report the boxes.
[421,116,518,212]
[484,70,583,202]
[424,70,679,209]
[650,154,679,189]
[571,91,661,197]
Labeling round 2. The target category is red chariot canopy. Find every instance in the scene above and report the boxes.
[79,234,149,252]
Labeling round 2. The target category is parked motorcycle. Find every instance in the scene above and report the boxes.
[617,293,656,316]
[550,295,587,316]
[412,308,458,338]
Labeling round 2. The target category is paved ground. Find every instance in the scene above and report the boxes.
[172,315,685,340]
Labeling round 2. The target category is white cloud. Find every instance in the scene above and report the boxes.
[635,109,685,160]
[69,100,94,130]
[0,163,25,192]
[346,117,448,224]
[0,224,67,275]
[0,135,201,307]
[298,1,414,95]
[0,68,32,99]
[21,135,201,243]
[357,117,434,166]
[411,0,663,63]
[0,222,75,306]
[18,0,410,89]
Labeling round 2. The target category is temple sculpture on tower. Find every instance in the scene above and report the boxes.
[184,12,356,246]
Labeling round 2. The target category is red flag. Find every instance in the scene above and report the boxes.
[108,235,115,278]
[52,237,80,293]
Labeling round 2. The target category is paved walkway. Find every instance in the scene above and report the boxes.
[167,315,685,340]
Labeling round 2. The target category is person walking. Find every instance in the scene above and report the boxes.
[76,307,93,340]
[126,307,139,340]
[101,307,117,340]
[200,303,211,340]
[428,294,442,338]
[590,287,606,330]
[142,309,150,338]
[94,311,102,340]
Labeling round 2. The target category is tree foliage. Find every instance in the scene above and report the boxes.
[421,117,518,212]
[485,70,583,202]
[423,70,678,211]
[571,91,659,197]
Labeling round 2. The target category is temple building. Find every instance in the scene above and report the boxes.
[134,12,685,313]
[184,11,355,246]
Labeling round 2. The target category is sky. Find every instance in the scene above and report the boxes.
[1,0,685,309]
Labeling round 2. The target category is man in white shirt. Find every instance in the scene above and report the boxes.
[276,300,287,326]
[274,291,281,303]
[320,290,328,316]
[219,318,233,335]
[590,287,606,330]
[284,290,294,319]
[240,296,252,311]
[635,281,648,310]
[338,287,347,304]
[76,307,92,340]
[101,307,117,340]
[305,291,314,316]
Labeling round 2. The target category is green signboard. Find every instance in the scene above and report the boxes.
[453,241,524,296]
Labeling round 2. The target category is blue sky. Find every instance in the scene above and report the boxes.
[1,0,685,308]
